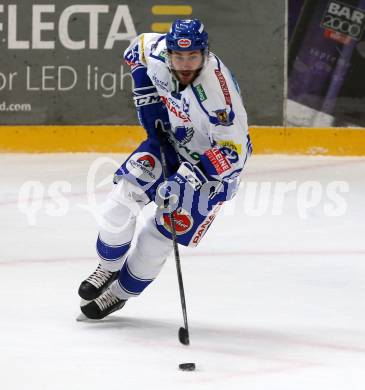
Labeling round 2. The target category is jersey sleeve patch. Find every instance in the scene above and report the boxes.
[214,69,232,106]
[217,140,242,154]
[204,146,231,175]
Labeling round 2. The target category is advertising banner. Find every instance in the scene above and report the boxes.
[0,0,137,124]
[0,0,284,125]
[287,0,365,127]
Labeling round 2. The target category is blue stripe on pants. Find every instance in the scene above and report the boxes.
[118,261,153,295]
[96,235,131,262]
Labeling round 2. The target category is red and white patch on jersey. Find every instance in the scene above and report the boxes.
[160,96,191,123]
[137,155,155,169]
[214,69,232,106]
[162,208,193,235]
[177,38,192,48]
[205,146,231,174]
[126,152,162,183]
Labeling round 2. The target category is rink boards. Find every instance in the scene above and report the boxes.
[0,125,364,156]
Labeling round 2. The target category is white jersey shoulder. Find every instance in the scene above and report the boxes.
[124,33,166,66]
[192,53,246,129]
[189,54,250,180]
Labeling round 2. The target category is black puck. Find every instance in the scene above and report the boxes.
[179,363,196,371]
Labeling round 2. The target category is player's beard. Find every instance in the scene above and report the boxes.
[173,69,201,86]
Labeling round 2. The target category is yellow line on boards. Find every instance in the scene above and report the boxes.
[0,125,146,153]
[1,125,365,155]
[250,126,365,156]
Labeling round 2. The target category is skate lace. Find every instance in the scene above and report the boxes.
[87,266,112,288]
[95,289,120,311]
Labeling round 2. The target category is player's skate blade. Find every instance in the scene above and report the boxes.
[78,265,119,301]
[81,288,127,320]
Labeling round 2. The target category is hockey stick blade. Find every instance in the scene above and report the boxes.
[179,327,190,345]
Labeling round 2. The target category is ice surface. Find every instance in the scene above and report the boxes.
[1,153,365,390]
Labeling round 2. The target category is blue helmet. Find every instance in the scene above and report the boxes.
[166,19,208,52]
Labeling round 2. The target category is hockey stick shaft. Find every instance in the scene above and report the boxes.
[155,119,190,345]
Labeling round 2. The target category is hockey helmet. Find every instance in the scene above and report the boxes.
[166,19,209,52]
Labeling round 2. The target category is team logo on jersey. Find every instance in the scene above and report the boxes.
[214,109,233,126]
[174,126,194,145]
[220,146,239,163]
[137,155,155,169]
[124,43,140,66]
[126,152,162,183]
[162,208,193,235]
[177,38,192,48]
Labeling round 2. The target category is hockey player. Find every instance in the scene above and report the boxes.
[79,19,252,319]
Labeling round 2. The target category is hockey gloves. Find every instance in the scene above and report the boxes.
[155,162,223,212]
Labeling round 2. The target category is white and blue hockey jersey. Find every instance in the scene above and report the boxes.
[124,33,252,183]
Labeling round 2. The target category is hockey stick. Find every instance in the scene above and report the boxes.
[155,119,190,346]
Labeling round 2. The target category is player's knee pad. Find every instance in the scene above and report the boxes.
[98,179,146,243]
[131,217,172,271]
[98,197,136,241]
[108,178,150,215]
[97,198,135,270]
[97,179,150,270]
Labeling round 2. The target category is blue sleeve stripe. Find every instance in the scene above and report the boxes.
[131,65,146,74]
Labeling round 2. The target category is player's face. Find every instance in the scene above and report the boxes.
[170,50,203,85]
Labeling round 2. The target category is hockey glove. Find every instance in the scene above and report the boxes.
[155,162,212,211]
